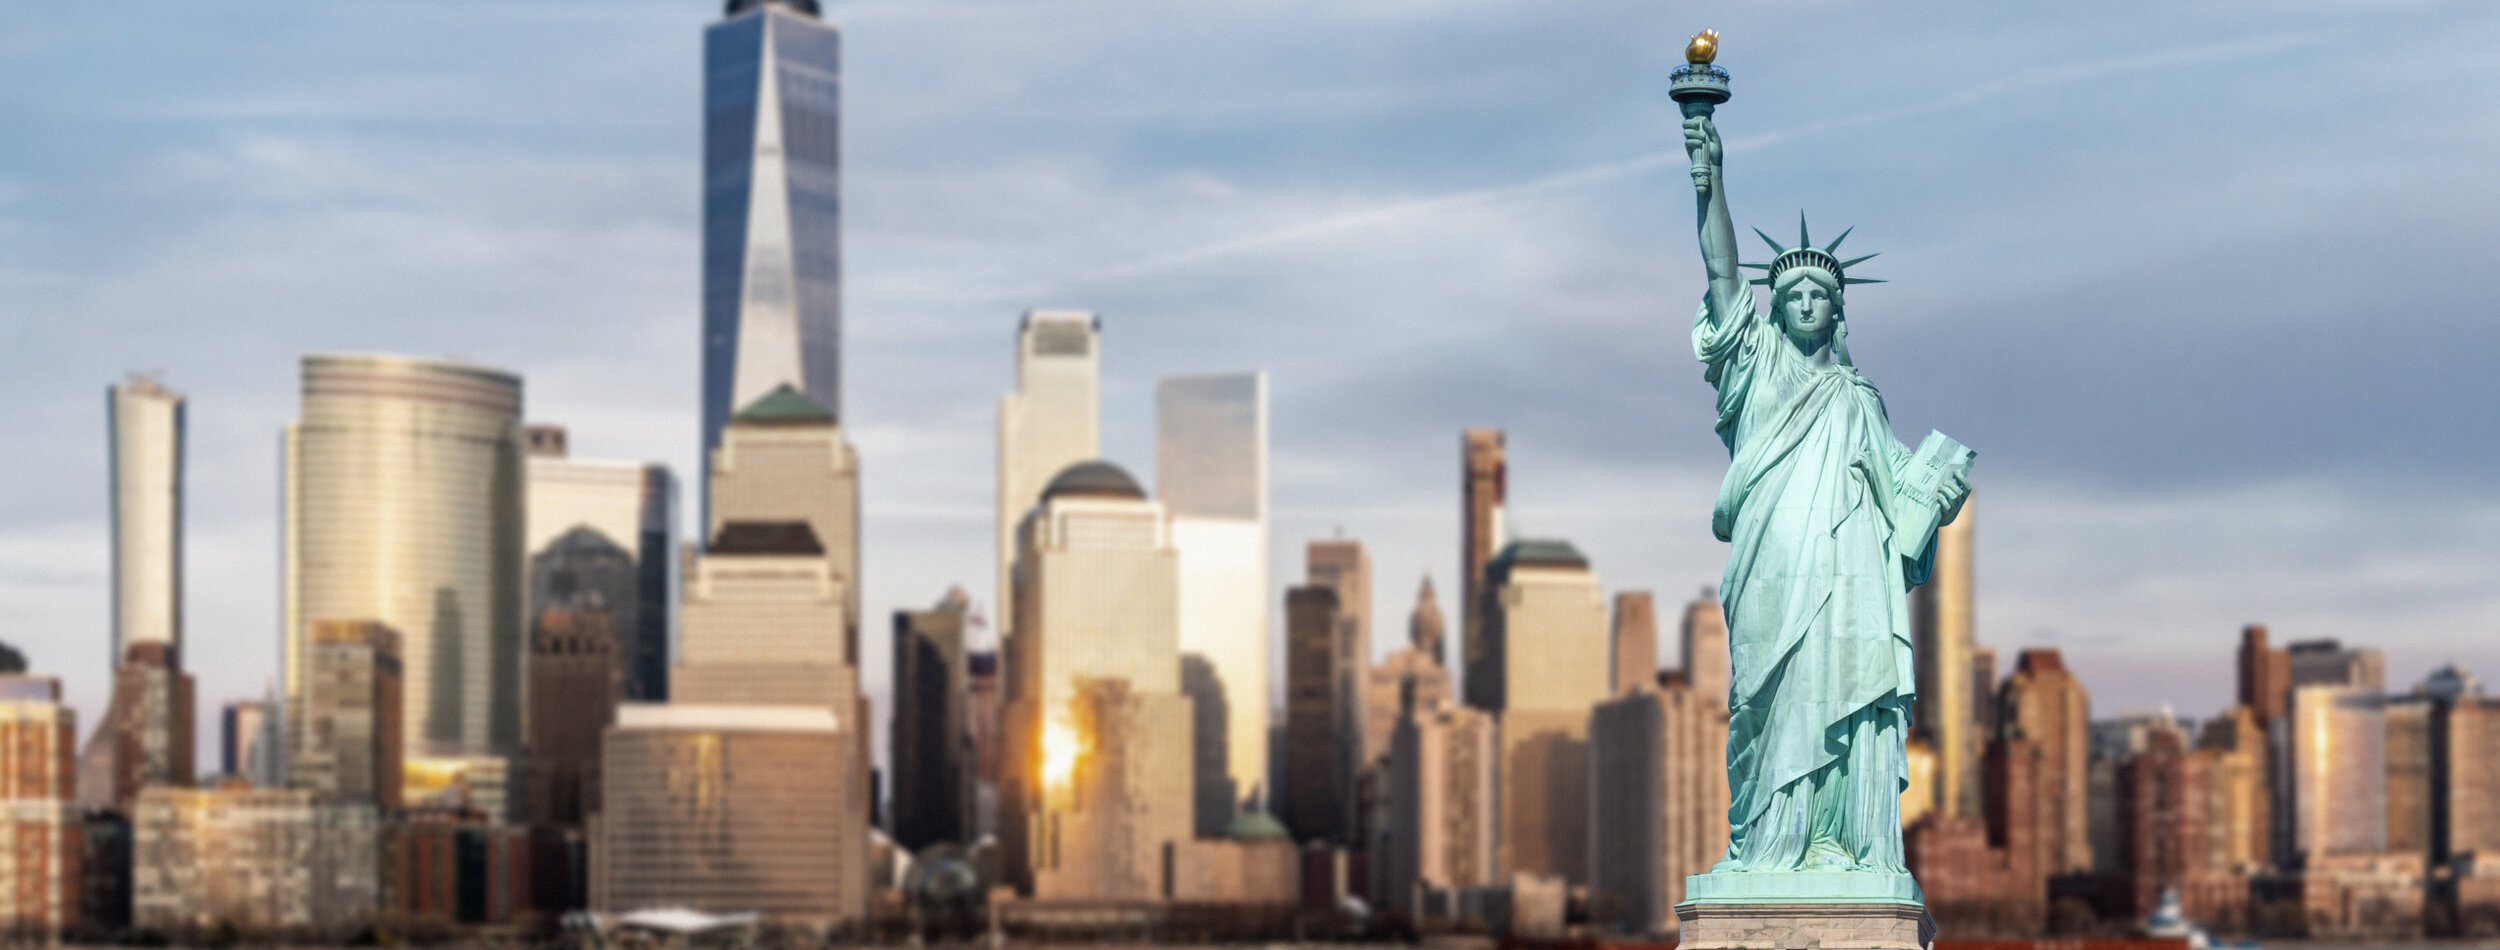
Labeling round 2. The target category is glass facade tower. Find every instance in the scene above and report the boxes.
[703,0,843,488]
[284,355,525,811]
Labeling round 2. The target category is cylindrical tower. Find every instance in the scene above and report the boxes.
[284,354,525,815]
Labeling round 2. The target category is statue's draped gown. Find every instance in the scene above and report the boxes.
[1692,283,1938,873]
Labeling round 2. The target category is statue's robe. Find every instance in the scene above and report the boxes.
[1692,284,1949,872]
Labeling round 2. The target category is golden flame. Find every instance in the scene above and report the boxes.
[1686,30,1720,66]
[1042,715,1085,791]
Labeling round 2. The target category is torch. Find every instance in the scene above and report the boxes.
[1669,30,1729,119]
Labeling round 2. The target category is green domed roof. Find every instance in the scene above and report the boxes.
[1487,539,1589,581]
[732,384,834,425]
[1041,460,1145,502]
[1225,811,1290,841]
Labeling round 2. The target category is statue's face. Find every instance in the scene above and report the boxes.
[1776,268,1839,342]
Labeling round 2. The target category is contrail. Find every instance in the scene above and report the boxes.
[1026,30,2319,294]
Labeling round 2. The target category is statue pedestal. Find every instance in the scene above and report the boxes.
[1674,872,1932,950]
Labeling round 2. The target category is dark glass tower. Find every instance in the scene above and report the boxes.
[703,0,842,476]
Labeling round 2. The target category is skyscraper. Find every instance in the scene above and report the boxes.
[1156,371,1268,818]
[1610,591,1658,697]
[96,377,195,809]
[1459,429,1505,711]
[890,588,973,851]
[1362,578,1454,779]
[1913,494,1977,820]
[525,425,678,702]
[1680,592,1729,707]
[1382,696,1497,917]
[284,355,524,812]
[2286,638,2386,692]
[703,0,844,467]
[1588,590,1730,936]
[602,384,868,923]
[1306,538,1372,820]
[108,376,183,666]
[677,386,861,708]
[999,461,1189,899]
[1998,648,2092,876]
[219,700,271,785]
[998,311,1102,646]
[1410,575,1447,665]
[2236,624,2290,727]
[1479,539,1608,883]
[2287,684,2389,859]
[1283,584,1350,844]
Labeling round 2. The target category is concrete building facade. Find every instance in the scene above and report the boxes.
[1480,540,1608,883]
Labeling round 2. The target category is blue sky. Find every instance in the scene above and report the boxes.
[3,1,2496,761]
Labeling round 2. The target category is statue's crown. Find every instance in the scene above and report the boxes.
[1741,213,1884,289]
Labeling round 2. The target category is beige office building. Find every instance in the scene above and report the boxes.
[2288,684,2389,858]
[998,311,1102,646]
[1589,685,1730,935]
[284,354,524,810]
[1157,372,1269,816]
[1382,697,1498,916]
[1480,540,1608,883]
[595,704,863,921]
[698,386,859,640]
[1610,591,1658,696]
[1912,495,1978,820]
[1000,461,1190,900]
[1588,594,1731,936]
[602,386,869,923]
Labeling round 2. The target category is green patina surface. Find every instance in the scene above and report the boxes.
[1672,56,1972,908]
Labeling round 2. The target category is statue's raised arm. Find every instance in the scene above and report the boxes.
[1685,110,1744,327]
[1674,31,1745,329]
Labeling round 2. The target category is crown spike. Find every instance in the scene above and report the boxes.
[1824,226,1854,255]
[1841,277,1886,285]
[1798,211,1811,250]
[1752,228,1787,255]
[1748,277,1774,286]
[1838,253,1879,269]
[1738,262,1771,271]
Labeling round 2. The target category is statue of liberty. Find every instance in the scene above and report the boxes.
[1673,33,1973,890]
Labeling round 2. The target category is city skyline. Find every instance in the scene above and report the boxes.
[4,0,2498,765]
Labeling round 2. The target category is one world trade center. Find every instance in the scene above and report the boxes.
[703,0,842,462]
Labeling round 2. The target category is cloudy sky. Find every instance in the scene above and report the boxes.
[3,0,2495,766]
